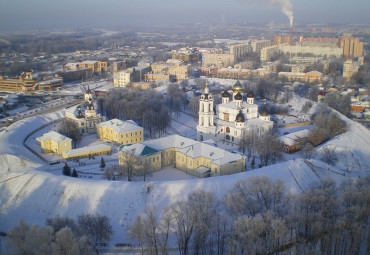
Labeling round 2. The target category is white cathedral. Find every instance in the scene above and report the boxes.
[197,80,273,144]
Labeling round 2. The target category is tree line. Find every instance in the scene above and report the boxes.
[97,89,172,138]
[129,175,370,255]
[5,214,113,255]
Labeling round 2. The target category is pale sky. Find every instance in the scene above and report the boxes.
[0,0,369,31]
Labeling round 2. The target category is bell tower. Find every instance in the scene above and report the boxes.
[197,80,216,141]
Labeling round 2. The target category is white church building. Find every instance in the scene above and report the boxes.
[197,80,273,144]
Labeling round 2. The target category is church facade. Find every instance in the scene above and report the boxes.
[65,87,105,134]
[197,81,273,144]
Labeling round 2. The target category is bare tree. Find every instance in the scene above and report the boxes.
[119,149,138,181]
[188,96,199,120]
[321,146,338,165]
[129,206,171,255]
[58,118,81,148]
[77,214,113,255]
[52,227,80,255]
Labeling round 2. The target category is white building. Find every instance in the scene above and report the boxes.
[113,70,132,87]
[197,81,273,144]
[65,88,105,134]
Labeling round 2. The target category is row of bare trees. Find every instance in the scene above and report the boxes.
[5,214,113,255]
[239,131,282,167]
[129,175,370,255]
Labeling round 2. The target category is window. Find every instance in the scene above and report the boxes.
[152,158,155,162]
[135,132,137,135]
[157,156,159,160]
[226,127,230,133]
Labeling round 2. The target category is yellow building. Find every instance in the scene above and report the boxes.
[97,118,144,145]
[119,143,162,173]
[119,135,245,178]
[0,70,37,92]
[63,144,111,160]
[79,61,98,73]
[113,70,132,87]
[150,62,189,81]
[278,71,322,83]
[202,52,235,68]
[343,59,359,80]
[37,76,64,90]
[97,61,108,72]
[144,73,170,82]
[37,131,72,155]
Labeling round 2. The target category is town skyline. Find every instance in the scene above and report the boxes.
[0,0,369,31]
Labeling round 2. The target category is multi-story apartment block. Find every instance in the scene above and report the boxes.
[113,70,132,87]
[112,61,127,72]
[339,36,364,59]
[274,34,293,45]
[202,52,235,68]
[278,44,342,58]
[171,47,199,63]
[251,40,272,52]
[150,62,189,81]
[260,45,280,62]
[343,59,360,80]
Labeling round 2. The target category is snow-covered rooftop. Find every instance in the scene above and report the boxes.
[37,131,71,143]
[97,119,142,133]
[63,144,111,157]
[177,142,243,165]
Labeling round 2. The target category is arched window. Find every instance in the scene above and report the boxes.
[201,103,204,112]
[201,117,204,125]
[226,127,230,133]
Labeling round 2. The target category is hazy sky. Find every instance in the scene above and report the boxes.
[0,0,369,31]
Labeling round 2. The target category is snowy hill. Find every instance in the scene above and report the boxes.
[0,158,346,244]
[0,98,369,245]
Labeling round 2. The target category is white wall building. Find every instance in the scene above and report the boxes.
[113,70,132,87]
[197,81,273,144]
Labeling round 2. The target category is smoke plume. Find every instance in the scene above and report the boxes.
[244,0,294,26]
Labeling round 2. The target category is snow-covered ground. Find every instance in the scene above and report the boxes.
[0,88,369,246]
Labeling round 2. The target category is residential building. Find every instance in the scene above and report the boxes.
[112,61,127,72]
[118,134,245,178]
[97,118,144,145]
[202,52,235,68]
[113,70,132,87]
[278,44,342,58]
[251,40,272,52]
[260,45,280,62]
[150,62,189,81]
[339,36,364,58]
[274,34,293,45]
[37,131,72,155]
[343,59,360,80]
[278,71,323,83]
[171,47,199,63]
